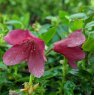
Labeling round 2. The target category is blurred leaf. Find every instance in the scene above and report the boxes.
[85,21,94,29]
[46,16,58,22]
[21,13,30,27]
[57,24,68,38]
[5,20,22,25]
[70,13,87,20]
[42,66,61,79]
[0,63,7,70]
[82,33,94,52]
[64,81,76,95]
[70,19,84,31]
[5,20,23,29]
[59,10,69,25]
[68,69,78,76]
[0,72,8,85]
[39,24,51,34]
[59,10,69,18]
[40,27,56,44]
[46,16,59,26]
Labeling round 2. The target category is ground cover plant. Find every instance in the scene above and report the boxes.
[0,0,94,95]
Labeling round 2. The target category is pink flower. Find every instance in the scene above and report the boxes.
[3,29,46,78]
[53,30,85,68]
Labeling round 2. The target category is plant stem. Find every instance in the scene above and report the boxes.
[61,57,68,94]
[62,57,68,83]
[29,74,34,85]
[14,66,18,75]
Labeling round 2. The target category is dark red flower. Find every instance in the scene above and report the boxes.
[53,30,85,68]
[3,29,46,78]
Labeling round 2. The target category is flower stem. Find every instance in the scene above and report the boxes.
[29,74,34,85]
[14,66,18,75]
[62,57,68,83]
[59,57,68,94]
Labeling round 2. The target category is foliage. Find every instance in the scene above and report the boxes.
[0,0,94,95]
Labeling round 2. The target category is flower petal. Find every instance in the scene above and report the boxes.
[54,30,85,48]
[28,56,44,78]
[4,29,31,45]
[64,47,85,61]
[28,52,45,78]
[54,45,85,61]
[68,60,77,68]
[3,44,29,65]
[67,30,85,47]
[32,36,46,61]
[32,37,45,52]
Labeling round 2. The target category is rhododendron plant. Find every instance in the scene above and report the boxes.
[3,29,46,78]
[53,30,85,68]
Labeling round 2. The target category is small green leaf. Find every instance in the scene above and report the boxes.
[57,24,68,38]
[21,13,30,27]
[46,16,59,26]
[59,10,69,18]
[46,16,58,22]
[70,13,87,20]
[5,20,22,25]
[0,63,7,70]
[70,19,84,31]
[64,81,76,95]
[59,10,69,25]
[85,21,94,29]
[39,24,51,34]
[82,34,94,52]
[40,27,56,44]
[5,20,24,29]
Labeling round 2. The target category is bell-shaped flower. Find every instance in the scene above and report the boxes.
[53,30,85,68]
[3,29,46,78]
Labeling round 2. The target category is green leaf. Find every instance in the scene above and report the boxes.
[41,66,61,80]
[85,21,94,29]
[82,33,94,52]
[46,16,60,26]
[5,20,22,25]
[59,10,69,18]
[39,24,51,34]
[57,24,68,38]
[40,27,56,44]
[70,19,84,31]
[70,13,87,20]
[0,63,7,70]
[46,16,58,22]
[5,20,24,29]
[21,13,30,27]
[64,81,76,95]
[58,10,69,25]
